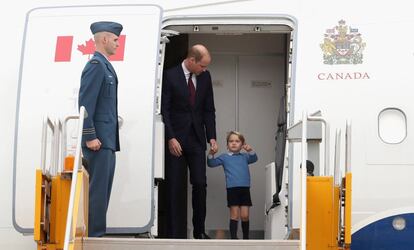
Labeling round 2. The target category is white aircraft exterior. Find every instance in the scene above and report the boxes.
[1,1,413,249]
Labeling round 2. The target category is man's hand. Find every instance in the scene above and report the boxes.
[209,139,218,154]
[168,138,183,157]
[86,138,102,151]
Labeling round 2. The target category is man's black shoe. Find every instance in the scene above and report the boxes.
[194,233,211,239]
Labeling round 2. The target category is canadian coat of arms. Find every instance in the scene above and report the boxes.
[320,20,366,64]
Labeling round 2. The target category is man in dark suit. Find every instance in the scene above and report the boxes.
[78,21,122,237]
[161,44,218,239]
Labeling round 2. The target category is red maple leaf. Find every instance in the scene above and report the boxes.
[77,38,96,59]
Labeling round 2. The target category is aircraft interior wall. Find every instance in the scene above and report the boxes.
[160,31,289,239]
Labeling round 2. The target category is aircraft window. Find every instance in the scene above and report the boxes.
[378,108,407,144]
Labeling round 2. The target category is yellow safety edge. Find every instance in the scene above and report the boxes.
[34,169,44,242]
[344,173,352,246]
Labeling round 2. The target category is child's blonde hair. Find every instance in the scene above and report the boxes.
[226,131,245,145]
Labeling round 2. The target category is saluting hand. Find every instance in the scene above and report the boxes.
[242,143,253,152]
[168,138,183,157]
[86,138,102,151]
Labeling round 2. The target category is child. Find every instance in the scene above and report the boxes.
[207,131,258,239]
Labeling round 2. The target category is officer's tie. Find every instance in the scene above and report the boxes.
[188,73,196,106]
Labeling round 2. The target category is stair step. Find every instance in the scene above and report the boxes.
[80,238,300,250]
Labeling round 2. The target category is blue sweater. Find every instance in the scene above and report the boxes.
[207,152,258,188]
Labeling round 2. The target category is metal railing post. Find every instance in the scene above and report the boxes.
[345,121,352,173]
[61,118,67,174]
[53,119,62,176]
[40,117,48,175]
[334,129,341,186]
[307,116,329,176]
[62,115,84,173]
[300,111,307,250]
[63,106,86,250]
[41,117,56,176]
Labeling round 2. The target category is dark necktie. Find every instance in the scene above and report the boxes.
[188,73,196,106]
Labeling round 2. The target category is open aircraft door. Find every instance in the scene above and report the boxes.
[13,5,162,234]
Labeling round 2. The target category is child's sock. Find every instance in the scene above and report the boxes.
[242,220,249,239]
[229,219,238,239]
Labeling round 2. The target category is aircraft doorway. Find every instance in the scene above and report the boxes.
[159,22,293,239]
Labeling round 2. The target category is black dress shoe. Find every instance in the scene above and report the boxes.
[194,233,211,239]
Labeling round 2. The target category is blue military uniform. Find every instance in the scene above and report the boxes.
[80,52,120,151]
[78,21,122,237]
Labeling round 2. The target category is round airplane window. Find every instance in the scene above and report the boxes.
[378,108,407,144]
[392,216,406,231]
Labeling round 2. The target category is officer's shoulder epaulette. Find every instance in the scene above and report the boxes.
[90,59,100,64]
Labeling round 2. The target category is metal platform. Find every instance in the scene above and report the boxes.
[78,238,300,250]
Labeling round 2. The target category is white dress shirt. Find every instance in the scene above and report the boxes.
[181,61,197,89]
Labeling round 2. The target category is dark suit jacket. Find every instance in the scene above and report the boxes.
[161,64,216,150]
[78,51,120,151]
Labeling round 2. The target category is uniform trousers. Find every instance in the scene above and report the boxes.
[83,148,116,237]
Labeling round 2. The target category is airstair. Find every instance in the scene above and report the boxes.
[33,109,351,250]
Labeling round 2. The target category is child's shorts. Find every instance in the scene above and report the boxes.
[226,187,252,207]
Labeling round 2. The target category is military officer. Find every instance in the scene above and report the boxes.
[78,21,123,237]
